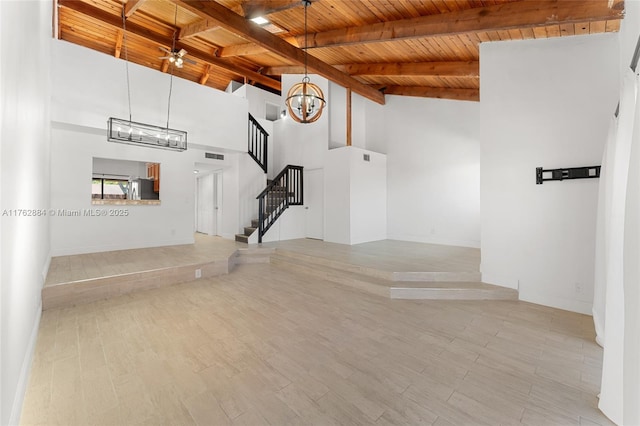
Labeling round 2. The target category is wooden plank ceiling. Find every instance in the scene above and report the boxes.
[56,0,624,103]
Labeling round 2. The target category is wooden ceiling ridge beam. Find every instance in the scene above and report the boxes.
[171,0,385,105]
[383,86,479,102]
[57,0,280,91]
[264,61,479,78]
[339,61,479,78]
[218,1,623,58]
[299,0,624,49]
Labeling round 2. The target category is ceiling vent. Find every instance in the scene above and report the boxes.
[205,152,224,160]
[363,154,370,162]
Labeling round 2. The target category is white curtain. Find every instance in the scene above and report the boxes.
[622,69,640,426]
[597,69,638,425]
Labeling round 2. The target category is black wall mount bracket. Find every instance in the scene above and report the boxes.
[536,165,601,185]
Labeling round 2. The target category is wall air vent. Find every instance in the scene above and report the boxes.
[363,154,370,162]
[205,152,224,160]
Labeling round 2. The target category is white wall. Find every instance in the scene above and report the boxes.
[350,147,387,244]
[237,153,267,232]
[324,148,351,244]
[329,83,347,149]
[52,40,247,151]
[366,95,481,248]
[49,38,256,253]
[324,147,387,245]
[258,206,306,243]
[50,123,239,255]
[274,74,329,172]
[0,2,51,424]
[480,33,619,314]
[329,83,367,149]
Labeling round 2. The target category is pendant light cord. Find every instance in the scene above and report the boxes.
[304,1,308,80]
[166,6,178,130]
[121,7,132,123]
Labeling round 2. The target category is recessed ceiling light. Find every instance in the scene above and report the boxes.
[193,170,199,174]
[251,16,269,25]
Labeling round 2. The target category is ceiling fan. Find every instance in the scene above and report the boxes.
[158,47,196,68]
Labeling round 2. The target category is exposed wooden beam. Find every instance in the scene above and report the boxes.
[124,0,146,18]
[172,0,385,105]
[298,0,623,49]
[263,65,305,75]
[264,61,479,78]
[222,0,623,57]
[160,59,170,73]
[218,36,299,58]
[383,86,479,102]
[241,0,307,19]
[58,0,281,91]
[338,61,479,78]
[179,18,220,40]
[114,29,124,58]
[199,64,212,85]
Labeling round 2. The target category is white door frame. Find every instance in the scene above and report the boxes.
[195,170,222,236]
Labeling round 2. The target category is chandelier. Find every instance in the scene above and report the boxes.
[108,4,187,151]
[285,0,326,124]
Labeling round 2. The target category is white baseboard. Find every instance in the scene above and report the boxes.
[9,301,42,426]
[41,251,52,286]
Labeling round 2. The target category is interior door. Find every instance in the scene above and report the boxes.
[305,169,324,240]
[196,174,215,235]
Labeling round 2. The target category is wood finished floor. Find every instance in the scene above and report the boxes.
[22,262,609,425]
[262,239,481,273]
[45,234,243,286]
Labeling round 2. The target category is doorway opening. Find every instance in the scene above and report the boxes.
[195,169,222,236]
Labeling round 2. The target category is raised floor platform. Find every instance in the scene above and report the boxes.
[265,240,516,301]
[43,236,517,310]
[42,234,244,310]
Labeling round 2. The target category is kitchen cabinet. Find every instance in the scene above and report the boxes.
[146,163,160,193]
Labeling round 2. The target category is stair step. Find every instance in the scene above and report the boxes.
[235,234,249,243]
[390,283,518,300]
[270,250,517,301]
[243,226,257,236]
[251,219,259,228]
[232,247,275,265]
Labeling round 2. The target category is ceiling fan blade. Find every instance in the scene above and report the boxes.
[184,58,197,65]
[158,46,171,54]
[158,56,172,60]
[177,48,188,57]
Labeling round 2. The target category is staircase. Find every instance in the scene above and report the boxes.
[236,113,270,244]
[256,165,303,243]
[235,219,259,243]
[235,171,301,243]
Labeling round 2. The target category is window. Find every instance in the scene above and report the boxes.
[92,178,129,200]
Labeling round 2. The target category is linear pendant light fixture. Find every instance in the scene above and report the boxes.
[108,3,187,151]
[285,0,326,124]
